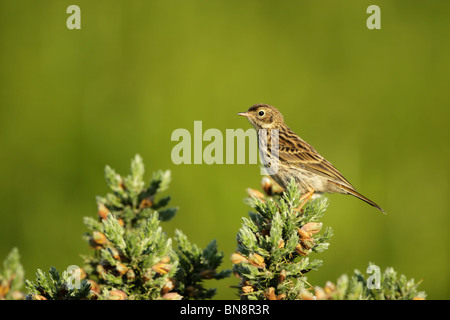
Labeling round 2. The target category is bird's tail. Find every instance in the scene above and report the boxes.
[328,181,386,214]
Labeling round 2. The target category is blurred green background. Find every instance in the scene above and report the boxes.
[0,0,449,299]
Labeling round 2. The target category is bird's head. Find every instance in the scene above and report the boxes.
[237,104,285,130]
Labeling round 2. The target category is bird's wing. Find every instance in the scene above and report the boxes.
[275,129,354,188]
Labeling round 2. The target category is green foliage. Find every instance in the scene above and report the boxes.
[313,263,426,300]
[81,155,229,300]
[98,154,178,227]
[0,248,25,300]
[3,158,427,300]
[25,266,92,300]
[174,230,232,299]
[82,211,179,300]
[233,179,333,300]
[234,178,426,300]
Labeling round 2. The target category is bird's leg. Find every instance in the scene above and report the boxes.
[294,189,314,213]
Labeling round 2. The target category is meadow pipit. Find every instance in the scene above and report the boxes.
[238,103,385,213]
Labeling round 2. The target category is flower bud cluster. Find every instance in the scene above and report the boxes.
[233,177,332,300]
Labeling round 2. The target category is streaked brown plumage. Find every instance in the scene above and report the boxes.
[238,103,385,213]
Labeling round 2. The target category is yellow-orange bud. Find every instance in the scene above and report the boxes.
[242,285,254,293]
[301,238,316,250]
[92,231,107,245]
[108,289,127,300]
[231,253,247,264]
[301,222,322,234]
[247,188,266,201]
[116,263,128,276]
[248,253,266,269]
[297,227,311,239]
[152,263,171,275]
[295,244,310,256]
[264,287,277,300]
[163,292,183,300]
[139,198,153,209]
[97,203,110,220]
[299,289,315,300]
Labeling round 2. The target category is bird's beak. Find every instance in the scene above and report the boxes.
[237,112,251,117]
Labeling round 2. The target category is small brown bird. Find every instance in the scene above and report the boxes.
[238,103,385,213]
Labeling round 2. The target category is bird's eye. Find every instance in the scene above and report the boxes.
[258,110,265,116]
